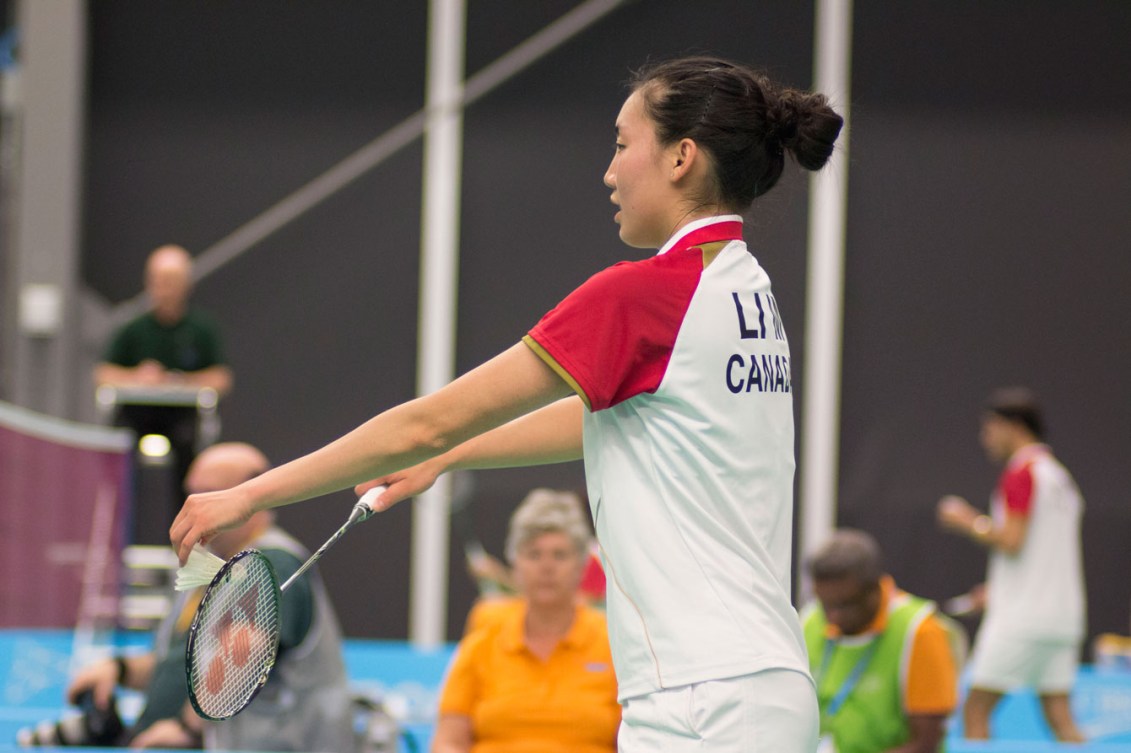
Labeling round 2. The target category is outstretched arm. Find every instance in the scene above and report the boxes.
[358,396,584,509]
[66,654,157,711]
[171,342,575,562]
[936,495,1029,554]
[884,715,947,753]
[128,703,202,750]
[431,714,474,753]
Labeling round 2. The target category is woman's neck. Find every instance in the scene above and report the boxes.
[523,600,577,659]
[665,203,729,243]
[525,600,576,636]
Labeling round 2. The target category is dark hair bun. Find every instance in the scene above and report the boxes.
[629,56,844,210]
[768,89,844,171]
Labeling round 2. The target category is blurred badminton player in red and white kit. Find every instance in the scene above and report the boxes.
[938,388,1087,743]
[173,56,842,752]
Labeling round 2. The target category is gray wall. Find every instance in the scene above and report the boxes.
[841,0,1131,647]
[80,1,1131,644]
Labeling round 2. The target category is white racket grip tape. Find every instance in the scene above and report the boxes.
[944,593,978,617]
[357,484,388,516]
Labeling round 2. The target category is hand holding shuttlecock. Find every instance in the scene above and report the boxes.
[173,486,385,592]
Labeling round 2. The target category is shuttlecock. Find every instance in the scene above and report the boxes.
[175,544,226,591]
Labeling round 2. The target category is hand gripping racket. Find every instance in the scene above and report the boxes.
[184,487,383,721]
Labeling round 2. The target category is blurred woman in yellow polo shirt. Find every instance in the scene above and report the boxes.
[433,489,619,753]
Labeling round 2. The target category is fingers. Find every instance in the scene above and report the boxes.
[129,719,188,750]
[93,678,116,711]
[169,514,195,565]
[938,494,969,510]
[372,477,427,511]
[169,499,194,564]
[355,475,419,512]
[66,660,115,707]
[170,499,212,565]
[171,491,237,563]
[936,495,970,525]
[354,478,392,512]
[64,678,88,706]
[173,527,209,566]
[354,478,389,496]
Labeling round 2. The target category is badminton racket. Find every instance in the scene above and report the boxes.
[183,486,383,721]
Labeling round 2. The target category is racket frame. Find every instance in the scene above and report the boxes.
[183,494,381,721]
[185,548,282,721]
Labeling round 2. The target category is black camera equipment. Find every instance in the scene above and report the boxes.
[16,690,124,747]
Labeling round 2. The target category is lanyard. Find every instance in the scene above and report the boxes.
[817,637,880,717]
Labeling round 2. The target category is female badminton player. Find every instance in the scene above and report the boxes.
[172,56,843,752]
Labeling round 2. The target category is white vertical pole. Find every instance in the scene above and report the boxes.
[411,0,466,648]
[5,0,86,418]
[799,0,853,586]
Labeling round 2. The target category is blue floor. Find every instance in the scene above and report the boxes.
[3,628,1131,751]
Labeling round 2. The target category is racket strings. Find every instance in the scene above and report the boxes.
[189,554,281,719]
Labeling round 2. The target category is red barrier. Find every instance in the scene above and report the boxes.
[0,401,132,628]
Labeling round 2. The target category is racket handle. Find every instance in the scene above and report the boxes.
[944,593,979,617]
[280,486,386,592]
[355,485,387,522]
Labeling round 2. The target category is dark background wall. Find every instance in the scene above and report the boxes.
[80,1,1131,646]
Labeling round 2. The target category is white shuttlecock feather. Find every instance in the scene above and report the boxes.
[175,544,226,591]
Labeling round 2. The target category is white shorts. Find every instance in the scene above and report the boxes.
[618,669,818,753]
[968,629,1081,694]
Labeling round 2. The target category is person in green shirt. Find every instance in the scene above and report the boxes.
[95,244,232,394]
[94,245,233,530]
[803,529,963,753]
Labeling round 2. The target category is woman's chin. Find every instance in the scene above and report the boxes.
[526,591,573,610]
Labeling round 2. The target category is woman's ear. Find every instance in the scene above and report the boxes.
[669,138,698,181]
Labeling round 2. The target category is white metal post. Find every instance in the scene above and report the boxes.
[799,0,853,590]
[5,0,86,418]
[411,0,467,649]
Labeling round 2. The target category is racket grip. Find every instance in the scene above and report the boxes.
[944,593,978,616]
[355,485,388,521]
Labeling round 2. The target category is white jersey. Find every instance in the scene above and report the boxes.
[983,444,1086,642]
[525,215,809,700]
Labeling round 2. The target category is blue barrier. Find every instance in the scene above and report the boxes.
[3,629,1131,751]
[946,667,1131,746]
[0,630,453,752]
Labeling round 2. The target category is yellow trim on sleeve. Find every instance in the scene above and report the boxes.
[522,334,592,411]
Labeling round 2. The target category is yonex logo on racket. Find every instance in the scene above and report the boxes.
[204,572,270,695]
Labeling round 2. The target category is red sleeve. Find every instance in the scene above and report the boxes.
[999,463,1035,516]
[526,252,702,411]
